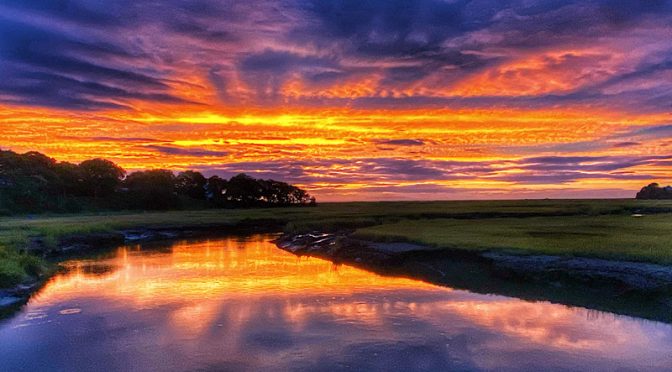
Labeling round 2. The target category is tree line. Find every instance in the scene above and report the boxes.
[636,183,672,200]
[0,149,316,214]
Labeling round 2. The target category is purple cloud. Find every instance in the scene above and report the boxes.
[145,145,228,157]
[0,0,670,112]
[375,139,425,146]
[191,154,669,188]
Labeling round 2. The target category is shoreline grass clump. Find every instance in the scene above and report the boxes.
[0,245,43,288]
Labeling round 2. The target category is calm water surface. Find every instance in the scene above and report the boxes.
[1,235,671,371]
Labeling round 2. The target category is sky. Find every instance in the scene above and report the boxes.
[1,0,671,201]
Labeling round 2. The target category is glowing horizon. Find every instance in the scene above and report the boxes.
[1,1,671,201]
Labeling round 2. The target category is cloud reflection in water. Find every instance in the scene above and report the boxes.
[1,235,671,371]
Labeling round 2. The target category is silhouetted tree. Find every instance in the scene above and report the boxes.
[226,173,264,207]
[175,171,207,200]
[205,175,228,206]
[258,179,315,206]
[54,162,84,197]
[0,149,316,214]
[124,170,179,210]
[79,158,125,198]
[0,150,59,212]
[636,183,672,199]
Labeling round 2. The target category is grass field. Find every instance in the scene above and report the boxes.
[2,199,672,287]
[354,214,672,264]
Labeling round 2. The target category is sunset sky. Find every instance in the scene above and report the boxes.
[1,0,671,201]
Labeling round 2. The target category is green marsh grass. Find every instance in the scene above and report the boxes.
[354,214,672,264]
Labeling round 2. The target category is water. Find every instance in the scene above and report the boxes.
[1,235,671,371]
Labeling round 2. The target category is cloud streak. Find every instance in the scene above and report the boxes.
[194,154,668,189]
[145,145,229,157]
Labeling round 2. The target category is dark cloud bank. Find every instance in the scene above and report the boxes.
[0,0,670,111]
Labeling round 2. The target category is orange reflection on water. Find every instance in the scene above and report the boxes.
[3,235,672,371]
[38,236,439,304]
[32,235,444,338]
